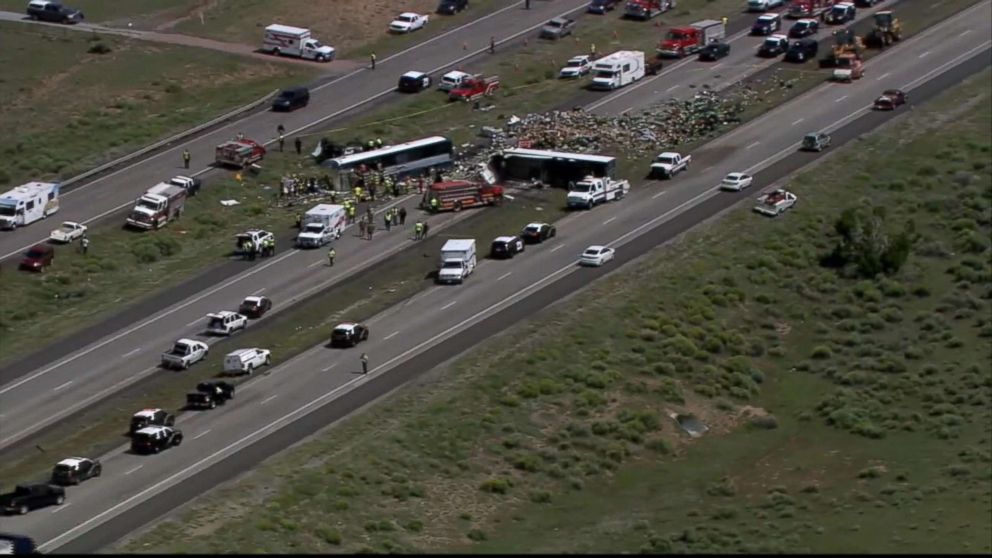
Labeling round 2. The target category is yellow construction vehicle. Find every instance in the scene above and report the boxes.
[864,11,903,49]
[820,28,864,68]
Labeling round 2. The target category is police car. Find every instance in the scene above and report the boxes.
[490,235,525,259]
[51,457,102,485]
[330,322,370,348]
[131,426,183,454]
[397,71,432,93]
[128,408,175,435]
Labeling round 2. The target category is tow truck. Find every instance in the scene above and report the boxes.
[448,74,500,102]
[754,189,798,216]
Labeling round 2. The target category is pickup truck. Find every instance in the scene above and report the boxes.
[540,17,575,40]
[754,189,798,216]
[235,229,275,256]
[449,75,500,102]
[567,176,631,209]
[161,338,209,370]
[1,484,65,515]
[650,152,691,179]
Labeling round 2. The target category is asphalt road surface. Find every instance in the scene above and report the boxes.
[0,0,596,261]
[0,0,906,450]
[5,4,988,550]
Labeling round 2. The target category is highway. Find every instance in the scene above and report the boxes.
[0,0,597,261]
[0,0,905,450]
[3,3,988,550]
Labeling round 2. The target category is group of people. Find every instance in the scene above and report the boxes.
[280,173,332,199]
[241,237,276,261]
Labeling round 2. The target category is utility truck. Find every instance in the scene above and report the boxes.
[125,183,186,230]
[436,239,477,284]
[0,182,60,230]
[566,176,630,209]
[650,152,691,179]
[590,50,645,90]
[262,24,336,61]
[658,20,725,58]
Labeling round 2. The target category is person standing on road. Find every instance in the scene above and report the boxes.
[525,0,530,8]
[80,235,90,256]
[277,124,285,136]
[278,134,285,152]
[423,221,430,238]
[182,149,190,170]
[367,221,376,240]
[295,137,303,155]
[327,247,336,267]
[360,352,369,375]
[721,16,728,27]
[370,52,376,70]
[414,221,424,240]
[398,207,407,225]
[384,210,392,232]
[489,36,495,54]
[359,216,367,239]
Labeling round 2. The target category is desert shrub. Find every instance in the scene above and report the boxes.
[87,42,112,54]
[479,478,512,494]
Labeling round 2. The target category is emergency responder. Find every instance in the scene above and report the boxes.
[182,149,191,170]
[277,124,285,136]
[245,240,255,261]
[353,185,362,202]
[384,209,392,232]
[430,197,440,212]
[369,182,377,202]
[590,43,597,58]
[398,207,407,225]
[296,213,303,229]
[80,235,90,255]
[721,16,728,27]
[375,138,383,149]
[360,352,369,374]
[295,137,302,155]
[489,36,495,54]
[237,132,245,141]
[414,221,424,240]
[367,221,376,240]
[370,53,376,70]
[422,221,430,238]
[367,139,375,151]
[327,247,336,267]
[366,206,374,223]
[348,203,357,223]
[278,134,285,152]
[359,216,367,238]
[266,237,276,257]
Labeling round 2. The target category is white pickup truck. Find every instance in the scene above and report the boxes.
[567,176,630,209]
[650,152,691,179]
[235,229,274,256]
[753,189,798,217]
[161,339,209,370]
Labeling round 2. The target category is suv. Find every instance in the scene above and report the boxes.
[186,381,235,410]
[521,223,556,244]
[699,42,731,61]
[784,38,818,63]
[51,457,101,485]
[271,86,310,112]
[26,0,83,24]
[751,13,782,36]
[490,236,525,259]
[19,244,54,272]
[397,71,432,93]
[206,311,248,335]
[801,132,831,152]
[128,408,175,435]
[131,426,183,454]
[238,295,272,319]
[437,0,468,15]
[0,484,65,515]
[331,322,370,347]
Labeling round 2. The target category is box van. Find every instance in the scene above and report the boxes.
[223,348,271,375]
[271,87,310,111]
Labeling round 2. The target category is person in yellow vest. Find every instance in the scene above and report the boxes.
[376,138,383,148]
[590,43,596,59]
[430,197,440,212]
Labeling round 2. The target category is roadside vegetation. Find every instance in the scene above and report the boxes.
[0,0,196,22]
[0,22,316,187]
[121,68,991,554]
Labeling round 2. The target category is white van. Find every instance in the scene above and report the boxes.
[223,348,272,375]
[438,70,472,91]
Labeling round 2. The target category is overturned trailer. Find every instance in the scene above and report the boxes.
[489,148,616,188]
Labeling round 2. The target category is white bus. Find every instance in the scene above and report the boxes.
[320,136,454,191]
[492,148,617,188]
[0,181,60,230]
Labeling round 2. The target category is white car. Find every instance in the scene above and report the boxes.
[719,172,754,191]
[49,221,87,243]
[389,12,429,33]
[579,245,615,267]
[559,55,593,78]
[438,70,472,91]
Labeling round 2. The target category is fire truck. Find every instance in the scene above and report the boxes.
[624,0,676,20]
[448,75,500,102]
[215,139,266,168]
[423,180,504,212]
[787,0,837,19]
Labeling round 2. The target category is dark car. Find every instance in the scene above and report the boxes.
[788,18,819,38]
[521,222,557,244]
[238,295,272,319]
[331,322,370,347]
[801,132,831,152]
[128,408,175,435]
[0,533,39,555]
[825,2,856,24]
[271,86,310,112]
[750,13,781,36]
[587,0,619,13]
[51,457,102,486]
[0,484,65,515]
[757,35,789,57]
[186,381,235,410]
[874,89,907,110]
[397,71,432,93]
[490,235,525,259]
[27,0,83,24]
[131,426,183,454]
[19,244,53,272]
[784,38,818,63]
[437,0,468,15]
[699,42,731,61]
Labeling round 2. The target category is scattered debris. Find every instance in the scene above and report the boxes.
[669,411,709,438]
[219,200,240,206]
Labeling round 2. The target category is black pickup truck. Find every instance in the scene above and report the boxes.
[186,381,236,410]
[1,484,65,515]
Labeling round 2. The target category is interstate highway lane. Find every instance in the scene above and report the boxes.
[6,6,990,548]
[0,0,596,261]
[0,0,920,447]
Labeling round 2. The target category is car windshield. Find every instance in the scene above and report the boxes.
[442,261,463,269]
[571,183,592,192]
[594,69,618,78]
[666,30,690,40]
[303,223,323,232]
[764,38,780,47]
[25,249,45,259]
[0,206,15,217]
[584,249,600,256]
[53,464,74,474]
[565,60,584,67]
[656,156,676,164]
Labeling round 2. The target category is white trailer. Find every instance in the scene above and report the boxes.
[262,24,336,62]
[0,182,60,230]
[590,50,645,90]
[437,239,477,284]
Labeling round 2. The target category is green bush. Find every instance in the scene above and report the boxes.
[87,42,112,54]
[316,527,342,545]
[467,528,488,542]
[479,478,512,494]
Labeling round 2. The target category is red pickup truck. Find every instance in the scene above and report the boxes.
[448,75,500,102]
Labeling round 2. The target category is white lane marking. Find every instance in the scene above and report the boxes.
[261,395,278,405]
[791,118,804,126]
[251,288,266,295]
[51,503,71,514]
[710,63,723,70]
[307,259,325,269]
[121,348,141,359]
[746,141,760,150]
[961,29,972,35]
[321,363,337,372]
[497,272,512,281]
[652,191,667,200]
[919,50,930,58]
[550,244,565,252]
[184,318,202,327]
[383,331,400,341]
[603,217,616,225]
[876,72,891,81]
[0,248,296,396]
[666,85,679,92]
[440,301,457,310]
[124,465,143,476]
[193,430,211,440]
[53,381,73,392]
[835,95,848,103]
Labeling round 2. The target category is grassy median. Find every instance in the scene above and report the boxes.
[121,67,991,554]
